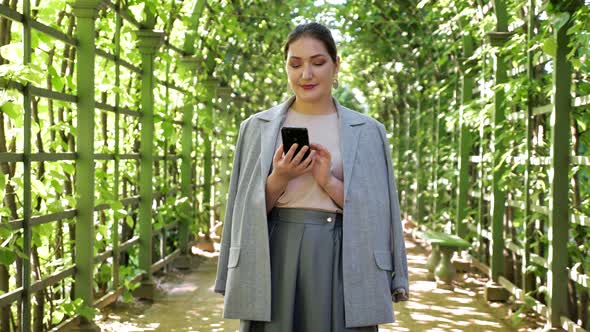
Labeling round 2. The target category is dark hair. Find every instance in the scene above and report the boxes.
[283,22,338,63]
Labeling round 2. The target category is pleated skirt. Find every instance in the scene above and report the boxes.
[239,207,378,332]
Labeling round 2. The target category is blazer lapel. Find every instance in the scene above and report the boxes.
[336,98,365,202]
[257,95,365,202]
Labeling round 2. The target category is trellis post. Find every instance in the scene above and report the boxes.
[201,78,218,234]
[176,0,205,261]
[489,3,511,283]
[176,56,200,269]
[396,107,405,218]
[21,0,32,330]
[487,0,510,289]
[416,88,425,225]
[432,94,442,229]
[404,99,414,219]
[456,28,474,238]
[547,8,573,329]
[217,86,232,229]
[134,29,164,299]
[522,0,536,295]
[71,0,102,330]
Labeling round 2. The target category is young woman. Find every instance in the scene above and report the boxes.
[214,22,409,332]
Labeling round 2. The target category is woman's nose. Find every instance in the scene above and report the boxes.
[301,64,313,80]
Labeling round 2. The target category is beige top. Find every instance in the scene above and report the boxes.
[273,107,344,213]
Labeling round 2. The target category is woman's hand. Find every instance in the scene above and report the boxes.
[310,143,332,188]
[265,143,315,214]
[271,143,315,182]
[310,143,344,208]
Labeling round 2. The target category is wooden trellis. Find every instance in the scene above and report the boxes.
[401,1,590,330]
[0,0,237,330]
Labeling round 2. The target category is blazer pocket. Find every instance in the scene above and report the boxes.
[228,246,241,268]
[373,250,392,271]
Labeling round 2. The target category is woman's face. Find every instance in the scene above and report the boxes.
[285,36,339,103]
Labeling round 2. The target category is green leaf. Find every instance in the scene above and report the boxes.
[65,76,75,91]
[552,12,570,31]
[541,38,557,57]
[0,43,23,63]
[62,163,75,176]
[1,101,20,120]
[0,226,9,241]
[126,215,134,228]
[32,178,48,197]
[35,30,54,49]
[109,200,124,211]
[122,291,134,302]
[577,116,587,132]
[127,3,145,22]
[417,0,429,9]
[51,311,65,325]
[571,58,582,70]
[0,247,16,266]
[162,120,174,137]
[50,179,63,194]
[49,66,64,91]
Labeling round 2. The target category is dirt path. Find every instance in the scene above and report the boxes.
[96,237,543,331]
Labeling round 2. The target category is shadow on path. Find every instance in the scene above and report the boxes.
[379,239,543,331]
[97,237,543,331]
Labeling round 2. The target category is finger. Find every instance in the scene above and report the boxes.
[300,154,314,172]
[299,150,315,170]
[284,143,298,161]
[309,143,323,152]
[313,143,326,150]
[273,144,284,162]
[292,145,309,164]
[305,155,315,171]
[319,145,331,158]
[310,143,328,156]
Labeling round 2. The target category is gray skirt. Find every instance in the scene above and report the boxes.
[239,207,378,332]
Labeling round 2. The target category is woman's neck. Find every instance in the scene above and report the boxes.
[291,96,337,115]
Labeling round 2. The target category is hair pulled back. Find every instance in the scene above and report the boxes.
[283,22,338,63]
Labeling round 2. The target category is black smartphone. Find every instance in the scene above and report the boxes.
[281,127,310,162]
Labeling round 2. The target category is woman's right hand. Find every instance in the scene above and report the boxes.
[265,144,314,213]
[271,143,315,182]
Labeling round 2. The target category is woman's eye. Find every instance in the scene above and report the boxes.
[290,64,301,68]
[314,62,325,66]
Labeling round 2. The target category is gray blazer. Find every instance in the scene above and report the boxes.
[214,95,409,328]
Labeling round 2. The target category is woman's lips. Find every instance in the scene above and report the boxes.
[302,84,317,90]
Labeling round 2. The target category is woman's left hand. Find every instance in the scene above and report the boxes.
[310,143,332,188]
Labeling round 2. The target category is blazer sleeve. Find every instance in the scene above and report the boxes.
[214,119,247,295]
[377,122,410,301]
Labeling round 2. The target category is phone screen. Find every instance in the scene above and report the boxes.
[281,127,310,162]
